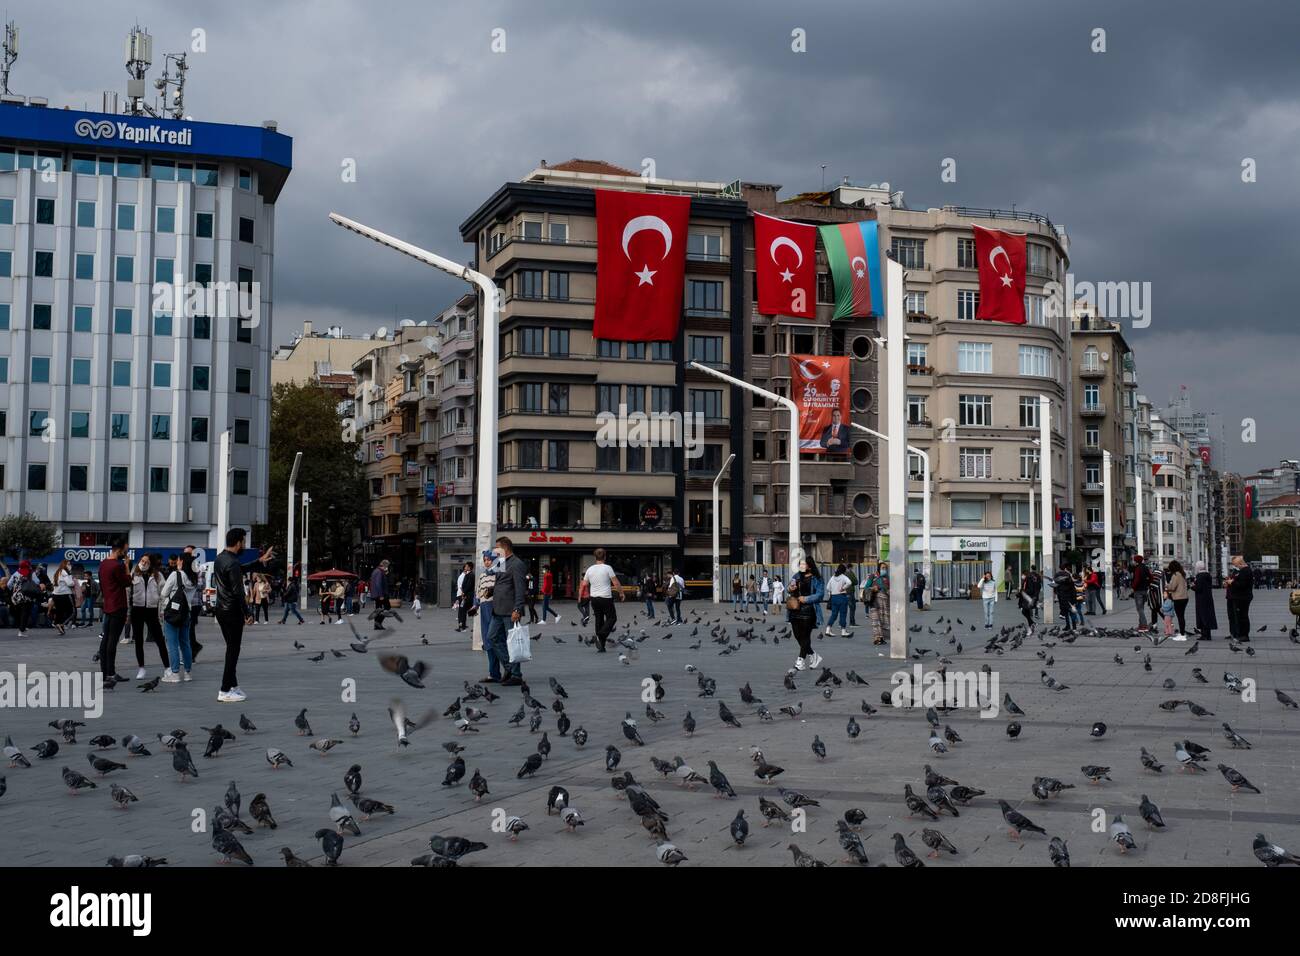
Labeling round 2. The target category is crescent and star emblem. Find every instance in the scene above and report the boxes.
[989,245,1014,287]
[769,235,803,283]
[622,215,673,286]
[850,255,867,279]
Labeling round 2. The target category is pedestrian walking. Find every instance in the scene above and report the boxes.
[159,553,198,682]
[824,564,853,637]
[1085,566,1103,615]
[455,562,474,632]
[845,565,859,626]
[758,572,771,616]
[524,571,540,624]
[129,554,169,678]
[1164,560,1190,638]
[771,575,785,612]
[642,572,658,619]
[96,539,131,679]
[665,568,685,624]
[475,552,499,680]
[731,573,743,611]
[980,571,997,628]
[369,560,390,631]
[486,537,528,684]
[910,570,926,611]
[583,548,624,652]
[539,564,561,624]
[48,559,76,635]
[1131,555,1152,631]
[280,572,305,625]
[786,556,825,670]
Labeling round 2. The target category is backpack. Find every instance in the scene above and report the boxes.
[163,572,191,626]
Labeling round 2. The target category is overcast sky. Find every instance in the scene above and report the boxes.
[19,0,1300,470]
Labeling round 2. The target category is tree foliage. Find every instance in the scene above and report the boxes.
[253,382,365,572]
[1242,518,1297,570]
[0,513,61,561]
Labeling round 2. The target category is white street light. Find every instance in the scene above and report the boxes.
[1102,449,1114,612]
[1134,452,1145,557]
[215,429,231,555]
[301,491,311,607]
[328,213,500,639]
[712,453,736,604]
[287,451,302,605]
[688,361,801,579]
[847,421,930,607]
[1038,395,1055,624]
[884,257,908,658]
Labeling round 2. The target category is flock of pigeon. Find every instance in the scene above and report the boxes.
[1,605,1298,867]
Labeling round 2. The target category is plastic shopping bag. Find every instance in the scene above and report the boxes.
[507,623,533,663]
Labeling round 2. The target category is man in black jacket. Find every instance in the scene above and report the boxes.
[1227,556,1254,641]
[212,528,274,704]
[454,561,474,632]
[487,537,528,685]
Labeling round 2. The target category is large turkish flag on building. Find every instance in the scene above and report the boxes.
[593,189,691,342]
[754,212,816,319]
[972,224,1027,325]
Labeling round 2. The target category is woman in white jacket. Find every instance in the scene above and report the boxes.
[129,555,169,679]
[980,571,998,629]
[158,553,198,683]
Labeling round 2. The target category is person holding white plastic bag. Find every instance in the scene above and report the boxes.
[487,536,529,686]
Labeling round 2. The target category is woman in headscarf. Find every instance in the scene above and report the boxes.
[1190,560,1217,641]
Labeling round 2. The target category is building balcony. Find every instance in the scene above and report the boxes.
[1081,481,1105,495]
[1078,366,1106,379]
[1080,404,1107,418]
[1080,442,1102,456]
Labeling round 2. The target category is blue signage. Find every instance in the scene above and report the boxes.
[1059,510,1074,532]
[9,546,263,569]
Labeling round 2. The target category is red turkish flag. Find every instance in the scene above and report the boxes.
[754,213,816,319]
[593,189,691,342]
[972,224,1027,324]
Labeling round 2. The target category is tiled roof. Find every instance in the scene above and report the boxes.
[545,158,639,177]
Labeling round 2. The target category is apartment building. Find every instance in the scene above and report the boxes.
[1070,311,1133,565]
[432,293,476,603]
[739,182,880,568]
[271,319,376,390]
[457,159,748,591]
[1150,414,1193,562]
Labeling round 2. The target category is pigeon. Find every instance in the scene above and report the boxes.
[1139,747,1165,773]
[1277,690,1299,709]
[836,820,870,864]
[904,783,939,820]
[846,716,861,739]
[928,730,948,755]
[779,787,819,809]
[1187,701,1215,717]
[202,733,225,759]
[387,700,438,747]
[718,702,742,728]
[1110,814,1137,853]
[224,780,241,818]
[517,752,543,779]
[573,726,589,747]
[560,807,584,831]
[621,714,645,746]
[927,785,961,817]
[949,785,986,805]
[32,740,59,760]
[1174,742,1207,772]
[943,724,962,745]
[1222,723,1252,750]
[427,835,487,862]
[106,854,168,867]
[921,827,959,858]
[1090,721,1107,738]
[1003,693,1025,716]
[314,828,344,865]
[238,714,257,734]
[892,832,925,867]
[86,753,127,776]
[811,735,826,760]
[1048,836,1071,867]
[172,742,199,781]
[753,756,784,783]
[1006,721,1022,740]
[468,769,490,801]
[1081,765,1112,784]
[656,842,688,865]
[730,809,749,846]
[707,761,736,798]
[843,807,867,828]
[329,792,362,835]
[788,844,827,867]
[759,796,791,826]
[88,735,116,750]
[249,793,278,828]
[265,747,293,769]
[1138,794,1166,829]
[212,822,253,865]
[279,847,310,867]
[214,804,253,836]
[309,738,343,756]
[998,799,1046,839]
[605,745,621,772]
[348,713,361,736]
[1217,764,1261,793]
[294,709,313,736]
[442,756,466,787]
[504,816,529,841]
[108,782,137,808]
[1253,833,1300,866]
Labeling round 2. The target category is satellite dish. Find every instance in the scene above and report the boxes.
[376,325,389,339]
[421,336,437,352]
[399,319,415,328]
[1101,351,1110,362]
[398,352,411,365]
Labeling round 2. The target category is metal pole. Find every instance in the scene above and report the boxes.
[688,361,800,580]
[1038,395,1054,624]
[328,213,501,640]
[1156,491,1164,563]
[1102,449,1114,611]
[1028,475,1035,574]
[215,429,231,554]
[885,257,908,658]
[301,491,310,608]
[848,421,929,608]
[288,451,302,604]
[712,453,736,603]
[1134,452,1145,557]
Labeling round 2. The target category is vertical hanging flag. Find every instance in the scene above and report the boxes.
[818,221,881,318]
[593,189,691,342]
[754,212,817,318]
[972,224,1027,324]
[1243,486,1253,519]
[789,355,851,455]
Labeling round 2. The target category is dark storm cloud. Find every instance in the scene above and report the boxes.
[17,0,1300,466]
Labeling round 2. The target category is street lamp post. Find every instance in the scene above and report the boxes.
[301,491,310,608]
[215,429,232,555]
[328,213,501,618]
[712,452,736,604]
[1038,395,1055,624]
[884,257,908,658]
[1134,453,1145,557]
[1102,449,1114,612]
[848,421,930,607]
[288,451,302,605]
[688,361,801,580]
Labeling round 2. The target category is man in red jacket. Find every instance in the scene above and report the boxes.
[539,564,561,624]
[97,536,132,683]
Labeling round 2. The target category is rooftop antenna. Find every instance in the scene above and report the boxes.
[1,20,17,96]
[820,164,828,190]
[124,24,156,116]
[154,50,188,118]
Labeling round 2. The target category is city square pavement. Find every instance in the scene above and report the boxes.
[1,589,1297,867]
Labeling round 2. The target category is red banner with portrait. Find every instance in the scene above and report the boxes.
[790,355,850,455]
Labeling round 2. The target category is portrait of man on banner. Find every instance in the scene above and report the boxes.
[790,355,851,455]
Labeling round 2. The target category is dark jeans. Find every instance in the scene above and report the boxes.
[257,600,270,623]
[1232,598,1251,639]
[130,606,169,669]
[215,609,245,692]
[99,609,127,676]
[791,615,815,658]
[1173,598,1189,635]
[540,594,559,621]
[479,606,500,680]
[373,596,389,629]
[591,596,617,650]
[486,612,520,679]
[457,598,470,629]
[280,601,304,624]
[644,597,655,618]
[666,596,682,623]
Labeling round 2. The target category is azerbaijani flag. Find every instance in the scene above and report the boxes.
[818,221,881,318]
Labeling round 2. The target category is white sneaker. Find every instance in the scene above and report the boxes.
[334,619,344,625]
[135,667,147,680]
[809,653,823,669]
[182,670,193,682]
[793,657,806,671]
[161,671,181,683]
[554,614,562,624]
[217,690,239,703]
[229,686,247,701]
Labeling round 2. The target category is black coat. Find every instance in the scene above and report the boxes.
[1191,572,1218,631]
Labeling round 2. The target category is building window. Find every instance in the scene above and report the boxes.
[232,470,249,495]
[957,341,993,374]
[30,356,50,383]
[519,327,544,355]
[156,206,176,233]
[234,419,250,444]
[112,361,131,387]
[150,467,170,493]
[116,203,136,230]
[193,366,210,391]
[958,446,993,479]
[235,368,251,393]
[652,446,673,472]
[239,168,252,190]
[115,255,134,282]
[957,236,976,269]
[547,271,569,301]
[958,393,993,427]
[626,342,646,360]
[688,335,724,366]
[195,212,213,238]
[235,216,254,244]
[548,221,568,243]
[906,341,928,369]
[75,200,96,228]
[598,384,619,414]
[951,499,985,526]
[519,383,543,413]
[36,197,55,224]
[194,263,213,286]
[74,253,95,280]
[596,444,619,471]
[548,440,569,471]
[687,231,723,261]
[906,394,928,425]
[27,464,48,491]
[624,385,645,414]
[626,445,645,472]
[548,328,569,357]
[689,388,724,421]
[957,288,980,320]
[29,410,49,437]
[687,279,724,313]
[519,439,542,469]
[151,312,173,336]
[1023,293,1045,326]
[72,358,91,385]
[908,452,925,479]
[154,258,174,284]
[70,412,89,438]
[189,469,208,493]
[1081,346,1101,371]
[597,339,621,359]
[152,362,172,388]
[517,270,544,299]
[1002,498,1030,527]
[1027,243,1050,277]
[904,291,927,314]
[35,250,54,277]
[1083,382,1101,409]
[0,197,11,223]
[548,383,569,414]
[69,465,89,492]
[193,315,211,339]
[110,413,130,439]
[891,237,925,269]
[109,467,128,493]
[1018,396,1040,428]
[1018,344,1053,378]
[1019,447,1040,480]
[1085,426,1099,446]
[651,385,674,413]
[0,251,9,277]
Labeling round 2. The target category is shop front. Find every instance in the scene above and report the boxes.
[506,528,681,598]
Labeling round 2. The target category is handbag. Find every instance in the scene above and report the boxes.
[507,622,533,663]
